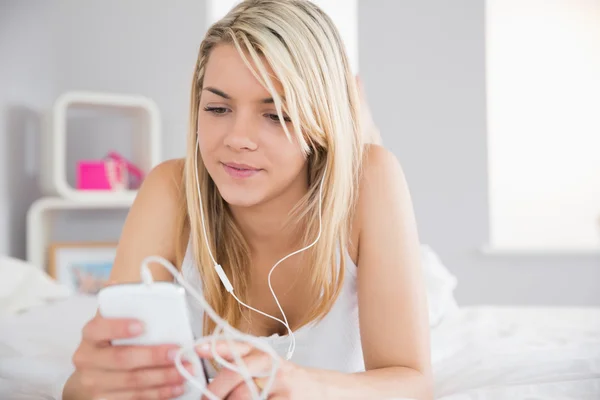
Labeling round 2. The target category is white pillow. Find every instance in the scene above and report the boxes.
[420,245,459,327]
[0,256,72,316]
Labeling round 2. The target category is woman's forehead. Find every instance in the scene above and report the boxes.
[203,43,284,102]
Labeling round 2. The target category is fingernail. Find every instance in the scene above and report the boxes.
[172,385,184,395]
[168,348,180,361]
[197,343,210,352]
[128,322,143,334]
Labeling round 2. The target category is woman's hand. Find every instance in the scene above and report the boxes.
[67,313,194,400]
[197,341,326,400]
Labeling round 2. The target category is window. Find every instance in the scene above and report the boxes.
[485,0,600,251]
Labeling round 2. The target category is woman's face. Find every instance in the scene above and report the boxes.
[197,44,308,208]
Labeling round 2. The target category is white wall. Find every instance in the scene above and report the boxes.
[54,0,206,159]
[359,0,600,306]
[0,0,206,259]
[0,1,56,258]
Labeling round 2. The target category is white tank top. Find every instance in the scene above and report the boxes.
[180,242,365,376]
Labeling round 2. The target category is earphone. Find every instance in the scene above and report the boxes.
[193,137,327,360]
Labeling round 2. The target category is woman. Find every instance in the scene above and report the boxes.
[63,0,432,399]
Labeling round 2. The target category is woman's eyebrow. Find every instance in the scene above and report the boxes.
[203,86,277,104]
[204,87,230,99]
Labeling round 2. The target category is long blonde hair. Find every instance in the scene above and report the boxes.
[176,0,364,336]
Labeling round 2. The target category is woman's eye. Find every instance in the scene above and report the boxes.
[204,106,229,115]
[266,113,291,123]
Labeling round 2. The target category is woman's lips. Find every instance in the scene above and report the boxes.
[221,162,262,179]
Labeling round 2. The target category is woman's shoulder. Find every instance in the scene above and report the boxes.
[360,143,403,176]
[126,157,187,246]
[350,144,409,259]
[144,158,185,190]
[132,158,186,206]
[358,143,409,216]
[107,158,187,282]
[356,143,407,197]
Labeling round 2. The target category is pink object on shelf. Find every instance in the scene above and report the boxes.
[76,152,145,191]
[77,161,116,190]
[106,151,144,189]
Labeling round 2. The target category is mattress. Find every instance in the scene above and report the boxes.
[1,295,599,399]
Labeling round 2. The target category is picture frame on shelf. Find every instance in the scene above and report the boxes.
[47,242,118,295]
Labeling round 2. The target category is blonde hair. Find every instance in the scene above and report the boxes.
[176,0,364,336]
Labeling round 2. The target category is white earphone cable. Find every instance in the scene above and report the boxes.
[140,256,277,400]
[194,139,326,360]
[262,166,326,358]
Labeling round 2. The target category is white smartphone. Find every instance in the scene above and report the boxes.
[97,282,206,399]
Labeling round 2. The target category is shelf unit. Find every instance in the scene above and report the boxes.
[39,91,161,202]
[27,91,161,271]
[26,197,134,270]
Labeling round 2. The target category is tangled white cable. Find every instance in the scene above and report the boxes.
[139,255,279,400]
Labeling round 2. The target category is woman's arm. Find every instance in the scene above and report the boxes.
[62,159,187,399]
[329,144,433,399]
[108,158,185,284]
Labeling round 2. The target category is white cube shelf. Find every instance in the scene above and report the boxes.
[40,91,161,202]
[26,196,134,270]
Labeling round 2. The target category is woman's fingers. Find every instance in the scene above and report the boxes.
[79,364,193,392]
[100,344,181,370]
[196,340,291,399]
[82,313,144,343]
[227,381,254,400]
[195,340,253,361]
[92,384,186,400]
[73,341,181,371]
[227,379,287,400]
[204,350,277,400]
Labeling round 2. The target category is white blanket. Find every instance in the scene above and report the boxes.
[432,306,600,399]
[0,256,71,317]
[0,295,97,399]
[1,296,599,399]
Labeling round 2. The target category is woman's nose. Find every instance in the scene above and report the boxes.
[223,114,258,151]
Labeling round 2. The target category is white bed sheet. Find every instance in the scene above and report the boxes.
[0,295,97,399]
[431,306,600,399]
[1,296,599,399]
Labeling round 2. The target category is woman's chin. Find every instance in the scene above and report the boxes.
[219,189,265,208]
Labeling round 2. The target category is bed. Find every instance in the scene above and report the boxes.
[1,296,599,399]
[431,305,600,399]
[1,253,599,399]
